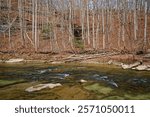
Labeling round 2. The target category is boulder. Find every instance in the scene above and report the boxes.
[121,64,131,69]
[37,69,52,74]
[108,80,118,88]
[134,65,148,71]
[25,83,62,92]
[121,61,141,69]
[5,59,24,63]
[80,79,87,83]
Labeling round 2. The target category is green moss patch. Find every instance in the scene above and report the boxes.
[0,79,26,87]
[84,83,113,95]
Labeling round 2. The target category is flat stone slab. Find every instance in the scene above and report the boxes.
[5,59,24,63]
[121,62,141,69]
[25,83,62,92]
[132,65,149,71]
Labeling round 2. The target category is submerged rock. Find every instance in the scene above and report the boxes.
[92,74,118,88]
[92,74,108,81]
[0,79,26,87]
[84,83,113,95]
[25,83,62,92]
[108,80,118,88]
[57,73,69,77]
[104,96,125,100]
[55,73,70,79]
[5,59,24,63]
[128,78,148,85]
[37,69,52,74]
[37,66,58,74]
[97,76,108,80]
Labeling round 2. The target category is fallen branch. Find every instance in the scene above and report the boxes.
[25,32,34,46]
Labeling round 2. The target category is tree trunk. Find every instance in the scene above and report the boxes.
[144,1,147,49]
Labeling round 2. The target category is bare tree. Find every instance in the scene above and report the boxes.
[144,1,148,49]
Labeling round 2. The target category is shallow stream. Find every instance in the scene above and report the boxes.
[0,63,150,100]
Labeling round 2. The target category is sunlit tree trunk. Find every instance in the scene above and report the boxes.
[32,0,35,49]
[34,0,38,51]
[86,0,90,45]
[18,0,25,46]
[102,1,105,50]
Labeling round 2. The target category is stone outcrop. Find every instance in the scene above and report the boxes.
[121,62,150,71]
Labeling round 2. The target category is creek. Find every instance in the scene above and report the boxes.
[0,63,150,100]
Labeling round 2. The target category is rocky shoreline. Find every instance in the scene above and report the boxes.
[108,60,150,71]
[0,54,150,71]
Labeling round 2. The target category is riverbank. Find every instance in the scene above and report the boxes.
[0,52,150,71]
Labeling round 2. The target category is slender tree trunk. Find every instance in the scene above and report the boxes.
[32,0,35,49]
[134,0,137,40]
[18,0,25,46]
[86,0,90,45]
[34,0,38,51]
[69,1,74,50]
[81,3,85,47]
[117,0,121,49]
[96,11,100,50]
[8,0,12,49]
[92,8,95,49]
[102,1,105,50]
[144,1,147,49]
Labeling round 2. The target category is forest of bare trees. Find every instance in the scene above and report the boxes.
[0,0,150,54]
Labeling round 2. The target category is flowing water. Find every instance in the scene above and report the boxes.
[0,63,150,100]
